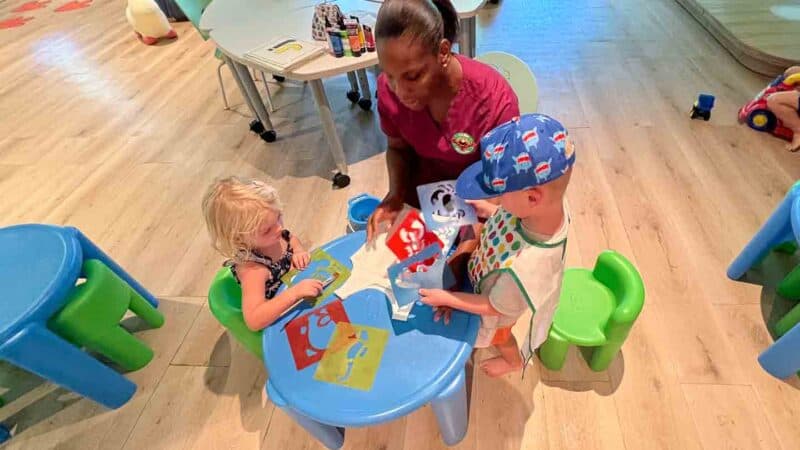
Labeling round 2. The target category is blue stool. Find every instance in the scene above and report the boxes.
[0,224,159,410]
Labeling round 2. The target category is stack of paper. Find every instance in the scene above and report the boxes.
[244,37,326,72]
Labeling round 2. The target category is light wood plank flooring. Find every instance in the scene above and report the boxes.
[1,0,800,449]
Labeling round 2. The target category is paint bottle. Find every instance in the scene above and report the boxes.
[363,25,376,52]
[350,16,367,49]
[346,23,362,57]
[328,30,344,57]
[339,29,352,56]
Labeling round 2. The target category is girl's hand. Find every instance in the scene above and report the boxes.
[466,199,500,219]
[292,251,310,270]
[419,288,455,308]
[293,279,324,299]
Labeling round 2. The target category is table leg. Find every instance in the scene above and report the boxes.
[222,54,276,142]
[69,227,159,308]
[223,55,259,119]
[346,71,360,104]
[283,408,345,450]
[309,79,350,188]
[0,323,136,409]
[459,16,477,58]
[267,381,345,449]
[356,69,372,110]
[431,370,469,446]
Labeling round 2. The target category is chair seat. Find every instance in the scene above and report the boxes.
[551,269,615,346]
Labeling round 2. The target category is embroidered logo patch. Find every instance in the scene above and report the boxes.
[451,132,476,155]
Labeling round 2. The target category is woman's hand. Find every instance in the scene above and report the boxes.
[292,250,310,270]
[367,195,404,243]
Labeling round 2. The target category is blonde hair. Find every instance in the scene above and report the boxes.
[202,176,283,261]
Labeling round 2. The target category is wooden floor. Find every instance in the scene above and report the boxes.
[2,0,800,448]
[676,0,800,74]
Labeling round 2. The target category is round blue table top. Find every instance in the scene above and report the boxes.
[263,231,479,427]
[0,225,81,342]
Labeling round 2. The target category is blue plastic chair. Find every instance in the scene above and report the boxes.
[728,183,800,378]
[0,224,159,409]
[727,180,800,281]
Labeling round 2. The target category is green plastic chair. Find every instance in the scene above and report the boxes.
[208,267,263,359]
[776,302,800,337]
[539,250,645,372]
[476,52,539,114]
[48,259,165,372]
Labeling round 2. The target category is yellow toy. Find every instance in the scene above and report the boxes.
[125,0,177,45]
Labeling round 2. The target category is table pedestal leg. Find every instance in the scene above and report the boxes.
[346,71,360,104]
[284,408,345,450]
[431,370,468,446]
[356,69,372,110]
[222,54,276,142]
[267,381,345,449]
[310,79,350,188]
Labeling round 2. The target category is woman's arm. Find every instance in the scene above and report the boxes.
[385,136,416,203]
[367,136,417,241]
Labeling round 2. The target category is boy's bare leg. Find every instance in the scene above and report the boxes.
[766,90,800,151]
[480,333,524,377]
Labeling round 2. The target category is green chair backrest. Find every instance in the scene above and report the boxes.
[476,51,539,114]
[592,250,645,341]
[208,267,264,358]
[174,0,214,40]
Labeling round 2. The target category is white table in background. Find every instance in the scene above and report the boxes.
[200,0,486,187]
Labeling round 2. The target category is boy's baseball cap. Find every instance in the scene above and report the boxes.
[455,113,576,200]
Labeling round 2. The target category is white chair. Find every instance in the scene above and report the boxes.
[476,51,538,113]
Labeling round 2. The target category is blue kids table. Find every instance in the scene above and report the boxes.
[0,224,159,409]
[263,231,480,449]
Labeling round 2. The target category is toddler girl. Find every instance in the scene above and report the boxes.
[203,177,322,331]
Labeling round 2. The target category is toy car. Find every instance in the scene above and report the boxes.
[738,73,800,141]
[690,93,715,120]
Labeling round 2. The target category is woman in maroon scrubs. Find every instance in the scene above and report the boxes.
[367,0,520,241]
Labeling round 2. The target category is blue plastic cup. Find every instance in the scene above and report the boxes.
[347,194,381,232]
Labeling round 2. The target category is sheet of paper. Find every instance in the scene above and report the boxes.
[335,232,397,299]
[313,322,389,391]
